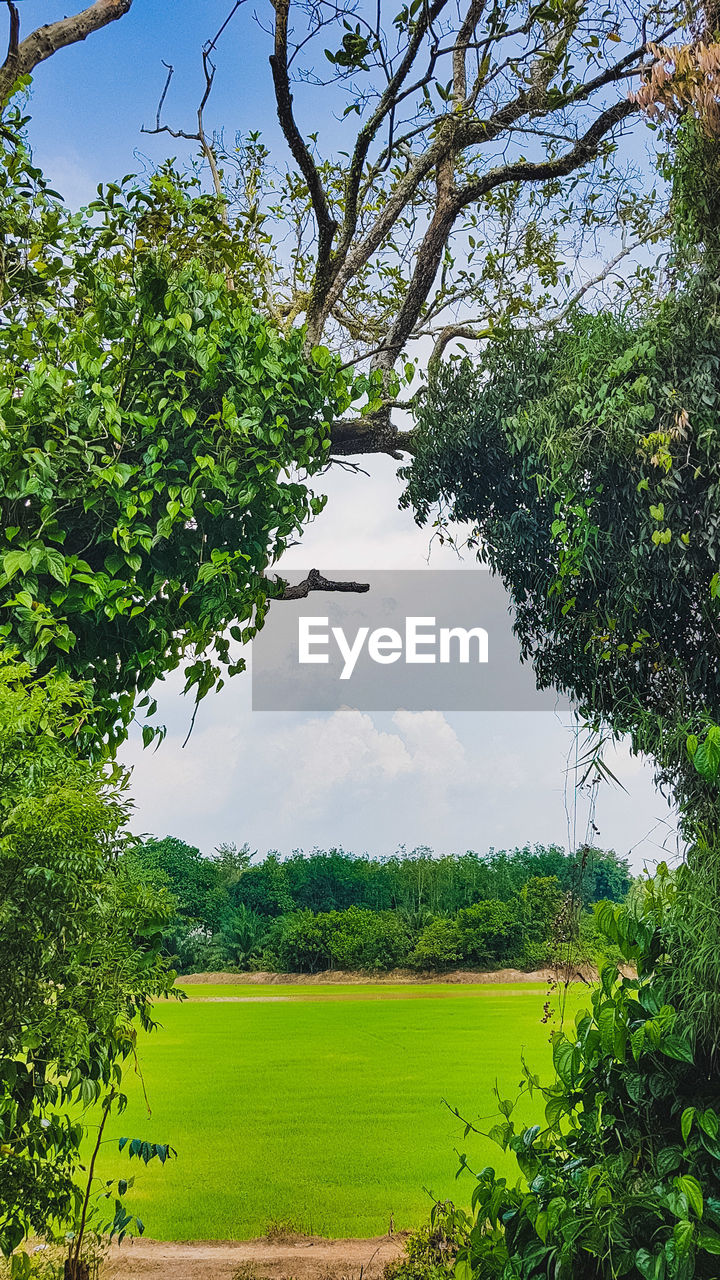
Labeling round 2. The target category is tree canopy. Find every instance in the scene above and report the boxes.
[404,121,720,830]
[0,116,349,744]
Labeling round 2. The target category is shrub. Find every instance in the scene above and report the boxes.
[410,917,463,970]
[455,900,523,967]
[384,1202,470,1280]
[0,657,175,1255]
[328,906,410,970]
[453,868,720,1280]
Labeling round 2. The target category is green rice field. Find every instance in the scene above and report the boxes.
[93,983,586,1241]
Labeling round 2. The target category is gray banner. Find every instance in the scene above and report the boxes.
[251,569,570,712]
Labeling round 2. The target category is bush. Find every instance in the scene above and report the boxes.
[453,868,720,1280]
[410,917,463,970]
[455,899,523,967]
[0,658,175,1255]
[271,910,331,973]
[384,1202,470,1280]
[328,906,410,970]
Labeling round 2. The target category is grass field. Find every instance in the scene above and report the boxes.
[92,983,585,1241]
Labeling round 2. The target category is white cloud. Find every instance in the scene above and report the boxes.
[259,707,469,820]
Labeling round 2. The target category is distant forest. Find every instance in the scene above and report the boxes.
[128,841,632,975]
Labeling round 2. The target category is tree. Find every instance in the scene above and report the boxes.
[134,836,221,927]
[327,905,410,969]
[454,872,720,1280]
[217,904,266,969]
[131,0,688,459]
[0,116,354,744]
[0,1,700,750]
[272,909,333,972]
[520,875,563,943]
[456,899,523,966]
[1,0,690,458]
[410,916,462,970]
[0,656,176,1256]
[403,116,720,836]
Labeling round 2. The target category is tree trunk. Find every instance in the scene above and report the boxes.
[65,1259,90,1280]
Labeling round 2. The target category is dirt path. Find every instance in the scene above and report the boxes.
[105,1234,406,1280]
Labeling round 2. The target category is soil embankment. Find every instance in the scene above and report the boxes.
[180,967,563,985]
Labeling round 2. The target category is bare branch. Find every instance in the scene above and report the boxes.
[453,0,487,104]
[155,60,174,131]
[141,6,250,226]
[455,98,638,212]
[428,322,492,373]
[374,97,639,369]
[274,568,370,598]
[334,0,451,270]
[270,0,338,327]
[329,410,416,457]
[0,0,132,104]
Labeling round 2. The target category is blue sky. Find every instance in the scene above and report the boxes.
[10,1,680,867]
[17,1,281,201]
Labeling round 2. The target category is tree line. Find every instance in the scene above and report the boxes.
[129,839,632,974]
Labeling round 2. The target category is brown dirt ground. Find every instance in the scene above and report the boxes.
[104,1232,406,1280]
[180,967,563,985]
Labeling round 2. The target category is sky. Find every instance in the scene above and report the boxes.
[12,1,681,869]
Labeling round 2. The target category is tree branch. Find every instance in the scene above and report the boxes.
[375,97,639,369]
[452,0,487,104]
[270,0,337,332]
[455,98,638,213]
[427,322,492,373]
[336,0,451,271]
[329,410,416,457]
[0,0,132,104]
[275,568,370,598]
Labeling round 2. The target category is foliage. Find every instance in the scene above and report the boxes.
[0,111,348,745]
[400,125,720,1280]
[520,878,564,947]
[403,126,720,836]
[455,901,523,968]
[130,840,629,974]
[193,0,679,426]
[222,844,630,920]
[450,867,720,1280]
[384,1201,470,1280]
[0,657,176,1255]
[130,837,224,930]
[268,905,411,973]
[410,918,463,971]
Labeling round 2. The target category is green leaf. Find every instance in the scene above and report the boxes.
[2,549,32,580]
[698,1230,720,1255]
[552,1035,578,1086]
[656,1146,682,1177]
[635,1248,657,1279]
[674,1221,694,1257]
[660,1035,694,1063]
[676,1175,703,1219]
[699,1109,719,1138]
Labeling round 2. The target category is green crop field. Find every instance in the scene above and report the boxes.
[93,983,586,1241]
